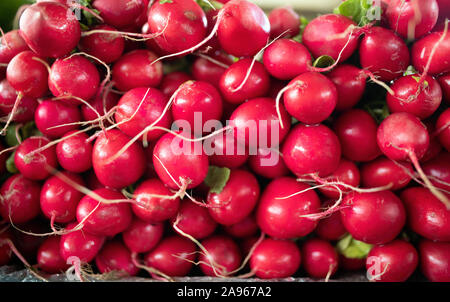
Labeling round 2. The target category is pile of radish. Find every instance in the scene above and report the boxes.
[0,0,449,282]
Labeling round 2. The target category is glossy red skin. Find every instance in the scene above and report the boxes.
[262,39,311,80]
[207,169,260,226]
[318,159,361,199]
[360,27,410,82]
[282,123,341,177]
[35,100,81,139]
[78,25,125,64]
[172,81,223,134]
[334,109,381,162]
[423,152,450,191]
[40,172,85,223]
[0,231,13,266]
[268,7,300,39]
[93,0,146,29]
[14,136,58,180]
[92,129,146,189]
[144,236,197,277]
[224,215,258,238]
[49,56,100,102]
[153,131,209,190]
[76,188,132,237]
[302,239,339,279]
[419,239,450,282]
[191,51,233,89]
[250,238,301,279]
[340,191,406,244]
[340,255,366,271]
[172,200,217,239]
[56,131,93,173]
[436,108,450,152]
[199,236,242,277]
[60,222,105,263]
[207,132,249,169]
[95,241,139,276]
[112,50,163,91]
[284,72,337,124]
[328,65,366,111]
[302,14,359,62]
[230,98,291,150]
[160,71,192,97]
[386,0,439,40]
[219,59,270,104]
[115,87,171,142]
[360,157,413,191]
[411,31,450,75]
[0,30,29,76]
[6,51,49,98]
[217,0,269,57]
[402,187,450,242]
[315,200,347,241]
[37,236,69,274]
[0,174,41,224]
[248,148,289,179]
[438,73,450,104]
[377,112,430,161]
[147,0,207,54]
[122,219,164,253]
[256,177,320,239]
[81,91,119,122]
[366,240,418,282]
[19,2,81,58]
[132,179,180,222]
[0,79,38,122]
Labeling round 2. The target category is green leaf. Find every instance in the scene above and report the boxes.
[159,0,173,4]
[337,234,373,259]
[364,100,390,124]
[5,124,19,147]
[404,65,417,76]
[195,0,223,11]
[312,55,335,68]
[6,151,18,174]
[204,166,231,194]
[334,0,382,26]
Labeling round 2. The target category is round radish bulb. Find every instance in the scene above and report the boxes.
[172,200,217,240]
[315,200,347,241]
[56,131,93,173]
[207,132,249,169]
[248,148,289,179]
[318,159,360,199]
[438,73,450,104]
[302,239,339,279]
[268,7,300,39]
[93,0,146,29]
[81,91,119,122]
[19,2,81,58]
[328,64,366,111]
[411,30,450,76]
[340,191,406,244]
[419,239,450,282]
[60,222,105,263]
[37,236,69,274]
[436,108,450,152]
[0,174,41,224]
[160,71,192,97]
[95,241,139,276]
[0,79,38,123]
[199,236,242,277]
[250,238,301,279]
[191,51,233,88]
[35,100,81,139]
[423,152,450,191]
[360,157,413,191]
[78,25,125,64]
[122,219,164,254]
[224,215,258,238]
[0,30,29,75]
[112,50,163,92]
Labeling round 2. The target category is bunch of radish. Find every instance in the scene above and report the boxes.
[0,0,449,282]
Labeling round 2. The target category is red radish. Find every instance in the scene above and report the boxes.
[112,50,163,91]
[92,129,146,189]
[360,27,410,82]
[340,191,406,245]
[366,240,418,282]
[437,108,450,152]
[60,222,105,263]
[34,100,81,139]
[438,73,450,104]
[93,0,146,29]
[37,236,69,274]
[49,55,100,102]
[153,131,209,190]
[6,51,49,98]
[360,157,413,191]
[328,64,366,111]
[19,2,81,58]
[411,30,450,76]
[56,131,93,173]
[81,91,119,122]
[317,159,360,199]
[199,235,242,277]
[144,236,197,277]
[191,51,233,88]
[14,136,58,181]
[302,14,359,62]
[421,120,443,162]
[268,7,300,39]
[95,240,139,276]
[40,172,85,224]
[132,179,180,223]
[86,170,105,191]
[0,30,29,74]
[419,239,450,282]
[250,238,301,279]
[160,71,192,97]
[0,79,38,123]
[423,152,450,191]
[207,132,249,169]
[115,87,171,142]
[0,174,41,224]
[122,219,164,254]
[172,200,217,240]
[302,239,339,279]
[333,109,381,162]
[282,124,341,177]
[340,255,366,271]
[437,0,450,24]
[230,97,291,149]
[316,200,347,241]
[224,215,258,238]
[172,81,223,134]
[387,74,442,119]
[0,231,13,266]
[219,59,270,105]
[256,177,321,239]
[401,187,450,242]
[143,143,158,179]
[78,25,125,64]
[248,148,289,179]
[386,0,439,40]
